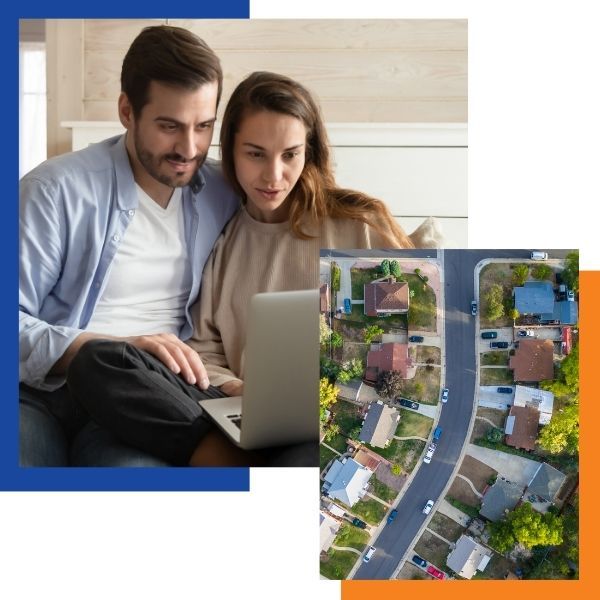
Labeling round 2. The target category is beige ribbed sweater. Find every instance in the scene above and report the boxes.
[187,207,422,386]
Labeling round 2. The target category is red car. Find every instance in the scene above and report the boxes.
[427,565,445,580]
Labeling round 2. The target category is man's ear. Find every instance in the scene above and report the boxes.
[118,92,134,129]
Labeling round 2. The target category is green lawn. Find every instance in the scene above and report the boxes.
[445,496,481,518]
[333,522,370,551]
[350,267,380,299]
[320,548,358,580]
[326,433,350,454]
[406,274,437,331]
[372,438,426,472]
[331,400,363,436]
[395,409,433,439]
[351,497,388,525]
[480,367,515,385]
[392,366,441,405]
[369,477,398,504]
[320,445,339,472]
[481,351,510,366]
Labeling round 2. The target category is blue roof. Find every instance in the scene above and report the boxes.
[514,281,555,315]
[542,300,578,324]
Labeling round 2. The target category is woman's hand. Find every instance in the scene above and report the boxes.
[220,379,244,397]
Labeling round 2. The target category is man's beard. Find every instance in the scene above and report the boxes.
[134,131,206,188]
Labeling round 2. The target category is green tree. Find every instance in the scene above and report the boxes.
[486,427,503,443]
[537,403,579,454]
[348,425,362,441]
[320,377,339,423]
[489,519,516,553]
[562,250,579,293]
[532,264,553,280]
[510,503,563,548]
[320,357,340,381]
[512,263,530,286]
[485,283,505,320]
[323,423,340,442]
[364,324,384,344]
[509,307,520,321]
[390,260,402,279]
[379,259,391,277]
[341,358,363,380]
[331,262,341,292]
[391,464,402,476]
[331,331,343,349]
[540,343,579,399]
[376,370,404,399]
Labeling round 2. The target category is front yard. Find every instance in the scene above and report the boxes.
[481,351,510,366]
[458,455,497,493]
[332,522,370,552]
[369,476,398,504]
[427,513,466,544]
[394,409,433,439]
[391,366,441,405]
[370,438,426,472]
[320,548,357,580]
[413,530,451,569]
[480,367,514,385]
[350,497,388,525]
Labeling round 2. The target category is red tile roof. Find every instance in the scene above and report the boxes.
[509,339,554,382]
[505,405,539,451]
[364,280,409,317]
[365,343,412,381]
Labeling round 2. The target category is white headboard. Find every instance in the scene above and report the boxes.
[62,121,467,246]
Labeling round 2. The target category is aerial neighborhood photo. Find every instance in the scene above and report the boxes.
[318,249,579,581]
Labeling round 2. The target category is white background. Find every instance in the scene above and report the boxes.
[3,1,597,599]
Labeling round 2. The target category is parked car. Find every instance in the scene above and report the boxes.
[422,499,434,515]
[363,546,376,563]
[567,290,575,301]
[490,341,509,348]
[351,517,367,529]
[481,331,498,339]
[409,335,424,343]
[427,565,445,580]
[517,329,534,337]
[398,398,419,410]
[423,444,436,464]
[471,300,477,316]
[387,509,398,524]
[343,298,352,314]
[497,387,513,394]
[412,555,428,568]
[441,388,449,403]
[433,426,442,441]
[531,251,548,260]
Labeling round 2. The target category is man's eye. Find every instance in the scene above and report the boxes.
[160,123,177,131]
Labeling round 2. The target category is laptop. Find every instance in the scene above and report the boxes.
[197,289,319,449]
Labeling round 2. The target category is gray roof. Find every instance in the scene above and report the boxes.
[527,462,567,502]
[323,457,373,507]
[358,401,399,448]
[446,535,492,579]
[480,478,524,522]
[514,281,555,315]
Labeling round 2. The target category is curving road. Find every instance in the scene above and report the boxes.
[353,248,551,580]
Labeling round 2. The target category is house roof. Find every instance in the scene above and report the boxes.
[364,280,409,317]
[446,535,492,579]
[513,385,554,425]
[527,462,567,502]
[365,342,411,380]
[319,511,341,553]
[514,281,555,315]
[323,457,373,507]
[509,338,554,382]
[504,405,539,450]
[542,300,578,325]
[358,400,400,448]
[480,478,524,522]
[320,283,329,313]
[353,448,383,472]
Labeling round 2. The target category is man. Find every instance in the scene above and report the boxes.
[19,25,240,466]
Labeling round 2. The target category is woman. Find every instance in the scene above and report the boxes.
[68,72,440,467]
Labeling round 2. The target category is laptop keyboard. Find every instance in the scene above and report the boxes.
[228,414,242,429]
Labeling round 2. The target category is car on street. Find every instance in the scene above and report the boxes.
[567,290,575,301]
[490,341,509,348]
[409,335,424,343]
[398,398,419,410]
[471,300,477,316]
[481,331,498,339]
[343,298,352,314]
[497,387,513,394]
[441,388,449,403]
[387,509,398,524]
[423,444,436,464]
[517,329,534,337]
[351,517,367,529]
[412,555,427,568]
[363,546,376,563]
[422,499,434,515]
[531,251,548,260]
[433,426,442,441]
[427,565,445,580]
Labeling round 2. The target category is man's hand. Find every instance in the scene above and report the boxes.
[126,333,210,389]
[219,379,244,397]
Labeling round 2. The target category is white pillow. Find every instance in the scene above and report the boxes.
[409,216,445,248]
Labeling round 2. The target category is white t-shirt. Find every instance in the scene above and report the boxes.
[86,185,192,337]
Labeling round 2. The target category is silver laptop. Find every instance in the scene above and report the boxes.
[198,289,319,449]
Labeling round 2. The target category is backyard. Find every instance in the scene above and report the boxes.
[330,400,363,436]
[320,444,339,472]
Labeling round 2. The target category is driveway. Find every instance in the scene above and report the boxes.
[465,443,540,486]
[478,386,514,409]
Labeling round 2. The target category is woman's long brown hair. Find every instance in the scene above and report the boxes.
[220,71,414,248]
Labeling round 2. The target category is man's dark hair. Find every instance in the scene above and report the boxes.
[121,25,222,117]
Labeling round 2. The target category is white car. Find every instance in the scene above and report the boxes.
[422,500,434,515]
[423,443,436,464]
[363,546,376,563]
[441,388,449,403]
